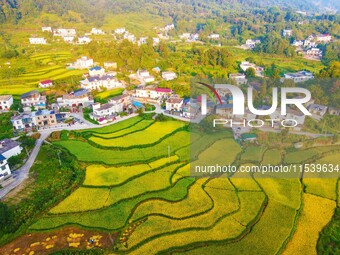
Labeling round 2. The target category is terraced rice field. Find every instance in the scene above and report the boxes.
[0,52,84,95]
[27,116,339,254]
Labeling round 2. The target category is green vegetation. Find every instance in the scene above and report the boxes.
[0,112,13,140]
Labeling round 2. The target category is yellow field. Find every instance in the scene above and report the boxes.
[282,193,336,255]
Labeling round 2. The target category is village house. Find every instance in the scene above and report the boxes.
[0,95,13,111]
[108,94,132,113]
[270,108,306,130]
[162,71,177,81]
[308,104,328,117]
[153,37,160,45]
[135,87,172,100]
[114,28,126,34]
[208,34,220,40]
[70,56,94,69]
[315,34,332,43]
[38,80,53,88]
[166,96,184,111]
[284,71,314,83]
[179,33,191,40]
[53,28,76,37]
[328,107,340,116]
[78,36,91,44]
[304,39,317,48]
[138,37,148,46]
[29,37,47,45]
[124,32,136,43]
[104,62,117,69]
[89,66,106,77]
[229,73,247,85]
[20,90,46,110]
[56,89,94,109]
[291,40,304,47]
[91,28,105,35]
[0,139,22,159]
[164,24,175,31]
[182,100,199,119]
[240,61,264,77]
[41,27,52,33]
[282,29,293,37]
[11,110,62,132]
[305,48,322,57]
[80,75,124,91]
[216,103,233,118]
[137,69,155,83]
[91,103,120,123]
[245,39,261,49]
[0,154,11,181]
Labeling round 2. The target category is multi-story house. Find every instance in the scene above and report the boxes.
[80,75,124,91]
[135,87,172,100]
[57,89,94,108]
[20,90,46,110]
[11,110,59,131]
[89,66,106,77]
[166,96,184,111]
[162,71,177,81]
[284,71,314,83]
[70,56,94,69]
[0,95,13,111]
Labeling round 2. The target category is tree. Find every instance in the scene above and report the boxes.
[245,67,256,77]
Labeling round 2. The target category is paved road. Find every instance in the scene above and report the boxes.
[0,132,50,199]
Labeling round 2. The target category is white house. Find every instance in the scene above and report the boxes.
[138,37,148,46]
[38,80,53,88]
[315,34,332,43]
[124,33,136,43]
[284,71,314,83]
[108,94,132,113]
[270,108,305,128]
[11,110,60,131]
[80,76,124,91]
[152,37,160,45]
[42,27,52,33]
[283,29,293,37]
[115,28,126,34]
[166,97,184,111]
[164,24,175,31]
[179,33,191,40]
[240,61,264,77]
[229,73,247,85]
[71,56,94,69]
[304,39,317,48]
[208,34,220,40]
[57,89,94,108]
[104,62,117,69]
[89,66,106,77]
[137,69,155,83]
[78,36,91,44]
[292,40,304,47]
[0,154,11,181]
[135,87,172,100]
[308,104,328,117]
[92,103,120,120]
[162,71,177,81]
[53,28,76,37]
[63,36,74,43]
[306,48,322,57]
[91,28,105,35]
[0,139,22,159]
[20,90,46,110]
[0,95,13,111]
[29,37,47,45]
[245,39,260,49]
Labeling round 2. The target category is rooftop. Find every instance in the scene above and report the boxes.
[0,139,21,155]
[0,95,12,101]
[20,90,40,99]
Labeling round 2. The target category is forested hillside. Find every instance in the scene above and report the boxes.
[0,0,338,25]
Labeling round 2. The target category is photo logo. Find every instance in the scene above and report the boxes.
[199,82,311,116]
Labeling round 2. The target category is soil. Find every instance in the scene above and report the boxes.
[0,226,118,255]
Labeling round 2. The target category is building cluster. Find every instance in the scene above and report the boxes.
[291,34,332,58]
